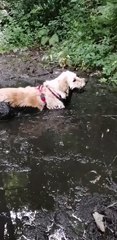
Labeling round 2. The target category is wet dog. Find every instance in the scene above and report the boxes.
[0,71,86,119]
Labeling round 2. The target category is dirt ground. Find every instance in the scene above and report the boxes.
[0,50,62,88]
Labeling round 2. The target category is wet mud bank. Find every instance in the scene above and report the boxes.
[0,51,117,240]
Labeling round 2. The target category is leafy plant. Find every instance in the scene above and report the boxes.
[0,0,117,84]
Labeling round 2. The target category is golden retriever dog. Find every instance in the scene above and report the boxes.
[0,71,86,118]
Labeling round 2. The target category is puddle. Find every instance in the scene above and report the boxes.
[0,51,117,239]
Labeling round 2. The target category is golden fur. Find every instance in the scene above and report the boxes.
[0,71,86,110]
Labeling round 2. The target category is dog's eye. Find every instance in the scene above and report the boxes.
[73,78,76,82]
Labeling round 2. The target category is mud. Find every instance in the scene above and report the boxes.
[0,50,117,240]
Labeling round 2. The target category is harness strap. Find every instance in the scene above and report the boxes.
[46,86,62,101]
[36,85,46,104]
[36,85,63,105]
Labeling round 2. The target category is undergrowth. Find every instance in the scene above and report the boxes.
[0,0,117,84]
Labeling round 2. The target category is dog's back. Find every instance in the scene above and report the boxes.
[0,87,43,108]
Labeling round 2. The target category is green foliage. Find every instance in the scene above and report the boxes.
[0,0,117,84]
[49,34,59,46]
[3,22,33,47]
[50,0,117,84]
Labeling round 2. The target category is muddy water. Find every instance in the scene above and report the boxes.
[0,51,117,240]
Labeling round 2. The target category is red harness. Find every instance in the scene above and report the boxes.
[36,85,46,104]
[36,85,62,104]
[46,86,62,100]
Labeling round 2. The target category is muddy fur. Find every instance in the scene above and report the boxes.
[0,102,15,119]
[0,71,86,119]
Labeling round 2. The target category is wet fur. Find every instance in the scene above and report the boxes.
[0,71,86,119]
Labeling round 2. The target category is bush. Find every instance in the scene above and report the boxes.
[49,0,117,84]
[0,0,117,84]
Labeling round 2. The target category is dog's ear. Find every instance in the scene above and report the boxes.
[58,77,69,95]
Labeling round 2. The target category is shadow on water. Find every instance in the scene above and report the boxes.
[0,53,117,239]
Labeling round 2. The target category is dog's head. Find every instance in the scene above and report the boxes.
[43,70,86,100]
[61,71,86,90]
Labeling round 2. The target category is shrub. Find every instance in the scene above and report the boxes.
[0,0,117,84]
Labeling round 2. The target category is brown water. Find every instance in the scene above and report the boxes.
[0,51,117,240]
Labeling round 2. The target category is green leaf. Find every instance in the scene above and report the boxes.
[39,28,48,37]
[99,78,107,83]
[49,34,59,46]
[41,36,49,45]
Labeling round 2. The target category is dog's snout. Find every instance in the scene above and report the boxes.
[81,78,88,87]
[81,78,86,86]
[82,78,88,85]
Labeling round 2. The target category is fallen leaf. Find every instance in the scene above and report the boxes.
[93,211,105,232]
